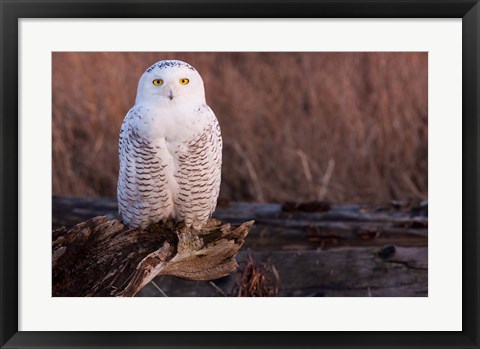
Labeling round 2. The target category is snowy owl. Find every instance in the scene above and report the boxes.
[117,60,222,230]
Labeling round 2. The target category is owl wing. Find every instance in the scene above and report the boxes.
[117,107,173,229]
[174,105,222,229]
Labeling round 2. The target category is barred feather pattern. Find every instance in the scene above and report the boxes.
[117,107,171,229]
[174,110,222,229]
[117,105,222,230]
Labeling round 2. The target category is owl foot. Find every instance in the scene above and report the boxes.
[177,231,203,254]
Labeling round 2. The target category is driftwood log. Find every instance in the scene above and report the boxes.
[53,216,253,296]
[53,196,428,297]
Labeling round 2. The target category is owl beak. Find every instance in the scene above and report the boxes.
[168,89,174,100]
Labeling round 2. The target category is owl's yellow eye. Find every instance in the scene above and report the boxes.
[152,79,163,86]
[179,78,189,85]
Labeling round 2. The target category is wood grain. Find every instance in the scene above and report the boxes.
[52,216,253,297]
[53,196,427,297]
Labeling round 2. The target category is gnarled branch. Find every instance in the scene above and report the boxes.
[52,217,253,297]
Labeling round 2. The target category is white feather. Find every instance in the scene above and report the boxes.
[117,60,222,230]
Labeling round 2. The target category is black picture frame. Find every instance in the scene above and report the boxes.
[1,1,478,348]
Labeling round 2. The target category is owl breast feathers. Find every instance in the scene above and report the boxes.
[117,60,222,230]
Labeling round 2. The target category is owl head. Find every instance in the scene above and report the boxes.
[135,60,206,105]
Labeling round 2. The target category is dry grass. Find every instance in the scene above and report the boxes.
[52,52,427,203]
[231,255,280,297]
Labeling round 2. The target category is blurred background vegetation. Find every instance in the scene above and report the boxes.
[52,52,427,204]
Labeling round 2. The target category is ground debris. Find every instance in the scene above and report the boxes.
[231,253,279,297]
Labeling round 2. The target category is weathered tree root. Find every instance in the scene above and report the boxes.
[52,217,254,297]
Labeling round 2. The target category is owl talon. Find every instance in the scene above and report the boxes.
[177,231,203,253]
